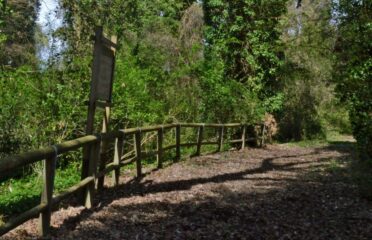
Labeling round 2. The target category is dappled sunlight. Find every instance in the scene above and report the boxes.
[3,143,370,239]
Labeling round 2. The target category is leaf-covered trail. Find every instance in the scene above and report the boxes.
[3,143,372,239]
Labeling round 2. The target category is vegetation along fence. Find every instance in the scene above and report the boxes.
[0,122,266,237]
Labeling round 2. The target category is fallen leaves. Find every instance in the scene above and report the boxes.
[2,144,372,239]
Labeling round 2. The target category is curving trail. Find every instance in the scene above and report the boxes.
[3,142,372,240]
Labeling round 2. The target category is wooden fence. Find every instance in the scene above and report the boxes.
[0,122,265,237]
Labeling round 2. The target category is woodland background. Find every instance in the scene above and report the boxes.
[0,0,370,201]
[0,0,371,222]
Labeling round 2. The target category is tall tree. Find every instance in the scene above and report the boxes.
[333,0,372,159]
[202,0,287,123]
[0,0,40,67]
[278,0,338,140]
[203,0,287,90]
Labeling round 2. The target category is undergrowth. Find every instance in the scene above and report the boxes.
[0,161,81,220]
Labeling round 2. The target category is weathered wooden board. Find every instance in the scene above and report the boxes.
[96,46,115,102]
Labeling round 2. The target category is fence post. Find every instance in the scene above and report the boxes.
[157,127,164,168]
[112,132,124,186]
[38,150,57,237]
[196,125,204,156]
[134,130,142,178]
[217,126,224,152]
[97,106,111,191]
[241,124,246,150]
[85,139,100,209]
[260,124,266,147]
[175,124,181,161]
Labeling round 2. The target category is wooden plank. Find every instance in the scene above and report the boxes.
[96,157,137,180]
[56,135,100,153]
[180,123,241,128]
[38,152,57,237]
[196,125,204,156]
[180,142,218,148]
[163,144,177,151]
[141,150,159,159]
[175,124,181,161]
[96,163,119,179]
[202,141,218,146]
[180,123,220,128]
[230,139,243,144]
[134,131,142,178]
[138,124,175,133]
[0,135,98,174]
[120,156,137,166]
[157,128,163,168]
[54,177,95,205]
[180,142,198,147]
[122,124,175,134]
[0,148,53,174]
[121,153,136,161]
[112,132,124,186]
[0,203,47,236]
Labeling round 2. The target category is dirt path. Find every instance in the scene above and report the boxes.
[3,143,372,240]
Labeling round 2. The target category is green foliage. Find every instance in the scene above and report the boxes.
[0,174,41,217]
[201,0,288,125]
[333,0,372,160]
[277,0,337,141]
[204,0,287,93]
[0,0,9,44]
[0,0,40,67]
[0,63,88,152]
[112,55,165,126]
[0,162,81,217]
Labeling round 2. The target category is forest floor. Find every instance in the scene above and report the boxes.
[2,138,372,240]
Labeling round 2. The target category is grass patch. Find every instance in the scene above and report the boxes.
[0,162,81,220]
[283,130,355,148]
[326,159,346,174]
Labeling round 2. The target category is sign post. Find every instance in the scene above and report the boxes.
[82,27,117,204]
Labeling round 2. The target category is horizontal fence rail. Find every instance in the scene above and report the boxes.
[0,122,266,237]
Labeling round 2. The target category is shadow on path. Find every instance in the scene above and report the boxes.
[5,143,372,240]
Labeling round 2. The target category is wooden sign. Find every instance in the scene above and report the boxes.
[96,46,115,102]
[91,27,117,104]
[82,27,118,193]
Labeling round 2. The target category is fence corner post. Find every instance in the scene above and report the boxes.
[175,124,181,161]
[217,125,224,152]
[157,127,164,168]
[241,124,246,150]
[39,151,57,237]
[196,125,204,156]
[260,124,266,147]
[84,139,100,209]
[113,132,124,186]
[134,130,142,178]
